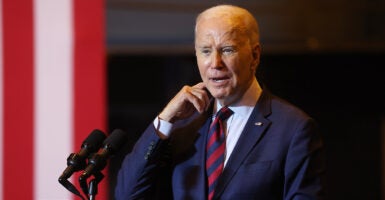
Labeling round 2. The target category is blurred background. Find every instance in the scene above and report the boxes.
[106,0,385,200]
[3,0,383,199]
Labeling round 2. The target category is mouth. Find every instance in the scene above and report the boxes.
[209,76,230,83]
[208,76,231,86]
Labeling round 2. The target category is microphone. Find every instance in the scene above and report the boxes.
[79,129,128,180]
[58,129,107,182]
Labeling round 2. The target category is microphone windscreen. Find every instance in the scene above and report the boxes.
[103,129,128,154]
[82,129,107,152]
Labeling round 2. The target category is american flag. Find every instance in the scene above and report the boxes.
[0,0,107,199]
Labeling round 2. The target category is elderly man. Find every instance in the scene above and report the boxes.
[115,4,325,200]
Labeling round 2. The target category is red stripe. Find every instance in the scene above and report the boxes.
[206,143,225,167]
[207,131,217,148]
[73,0,106,199]
[208,166,222,185]
[208,191,214,200]
[2,0,34,199]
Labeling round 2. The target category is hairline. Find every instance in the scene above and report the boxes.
[194,4,260,46]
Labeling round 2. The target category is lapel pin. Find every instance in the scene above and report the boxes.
[255,122,263,126]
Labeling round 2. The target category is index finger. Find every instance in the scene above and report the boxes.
[192,82,206,90]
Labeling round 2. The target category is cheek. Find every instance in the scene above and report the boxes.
[228,62,250,85]
[199,57,211,67]
[196,55,203,66]
[197,52,214,66]
[224,60,239,76]
[197,63,207,79]
[197,57,209,76]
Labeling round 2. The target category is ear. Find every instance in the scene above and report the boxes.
[251,43,261,71]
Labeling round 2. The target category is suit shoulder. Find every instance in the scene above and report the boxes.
[269,94,313,122]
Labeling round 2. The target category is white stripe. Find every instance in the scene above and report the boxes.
[0,0,4,199]
[34,0,73,199]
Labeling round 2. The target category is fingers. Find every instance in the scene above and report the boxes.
[159,82,210,122]
[193,82,206,89]
[187,84,210,113]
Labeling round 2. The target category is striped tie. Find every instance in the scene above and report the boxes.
[206,106,233,200]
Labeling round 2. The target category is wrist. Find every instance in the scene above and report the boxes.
[159,112,176,123]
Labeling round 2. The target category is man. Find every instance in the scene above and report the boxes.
[115,4,325,200]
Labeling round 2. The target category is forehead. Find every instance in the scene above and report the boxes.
[195,17,248,45]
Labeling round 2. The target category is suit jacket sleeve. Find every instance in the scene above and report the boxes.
[283,117,325,200]
[114,124,173,200]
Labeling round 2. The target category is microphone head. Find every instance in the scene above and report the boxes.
[103,129,128,154]
[81,129,107,152]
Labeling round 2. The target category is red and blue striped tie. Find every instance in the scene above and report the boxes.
[206,106,233,200]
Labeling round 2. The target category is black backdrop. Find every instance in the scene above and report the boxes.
[107,52,385,200]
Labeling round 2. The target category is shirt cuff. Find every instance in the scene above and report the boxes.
[153,116,173,138]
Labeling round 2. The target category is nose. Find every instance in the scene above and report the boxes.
[210,51,223,69]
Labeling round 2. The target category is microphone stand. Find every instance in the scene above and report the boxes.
[88,179,97,200]
[88,171,104,200]
[79,170,104,200]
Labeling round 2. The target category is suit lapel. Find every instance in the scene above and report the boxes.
[214,90,273,199]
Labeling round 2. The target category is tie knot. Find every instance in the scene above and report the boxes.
[216,106,233,121]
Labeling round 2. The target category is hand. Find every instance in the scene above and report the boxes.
[159,82,210,123]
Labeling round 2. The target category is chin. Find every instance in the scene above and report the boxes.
[207,85,231,98]
[210,91,229,100]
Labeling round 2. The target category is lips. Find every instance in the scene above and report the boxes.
[209,76,230,83]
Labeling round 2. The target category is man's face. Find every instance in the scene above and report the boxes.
[195,17,260,105]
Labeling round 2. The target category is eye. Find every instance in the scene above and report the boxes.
[200,48,211,56]
[222,47,235,55]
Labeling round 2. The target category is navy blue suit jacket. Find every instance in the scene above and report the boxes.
[115,89,325,200]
